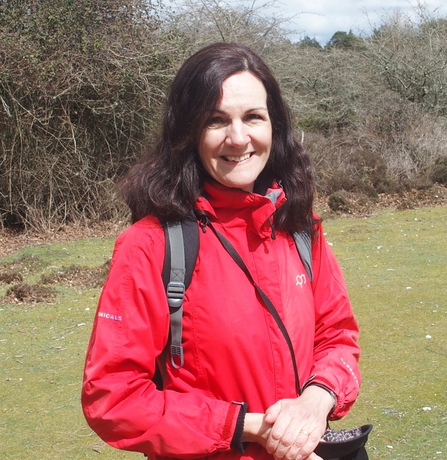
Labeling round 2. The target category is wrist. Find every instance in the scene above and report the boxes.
[302,384,337,417]
[242,413,270,446]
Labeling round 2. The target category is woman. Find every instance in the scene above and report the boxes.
[82,42,361,460]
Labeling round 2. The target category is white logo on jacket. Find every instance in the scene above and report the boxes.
[295,274,307,288]
[98,311,122,322]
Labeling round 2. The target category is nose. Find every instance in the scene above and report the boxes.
[225,120,249,148]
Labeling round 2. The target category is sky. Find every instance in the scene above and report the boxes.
[277,0,447,44]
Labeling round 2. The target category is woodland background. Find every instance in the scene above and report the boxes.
[1,0,447,231]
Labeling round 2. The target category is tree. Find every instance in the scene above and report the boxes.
[326,30,362,49]
[169,0,294,55]
[297,36,322,49]
[365,6,447,113]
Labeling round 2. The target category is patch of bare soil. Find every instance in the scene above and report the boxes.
[1,187,446,304]
[1,221,124,303]
[40,262,111,288]
[4,283,58,304]
[1,262,112,304]
[0,220,127,258]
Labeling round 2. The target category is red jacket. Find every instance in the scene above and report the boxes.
[82,181,361,459]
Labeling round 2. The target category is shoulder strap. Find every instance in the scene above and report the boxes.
[292,231,313,282]
[207,221,302,396]
[161,215,199,371]
[157,219,311,384]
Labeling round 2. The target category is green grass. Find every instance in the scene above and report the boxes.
[1,206,446,459]
[325,207,447,459]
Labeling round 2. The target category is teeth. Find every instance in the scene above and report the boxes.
[225,153,251,162]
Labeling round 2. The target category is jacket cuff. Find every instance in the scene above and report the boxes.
[230,402,248,453]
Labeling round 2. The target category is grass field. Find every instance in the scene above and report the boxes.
[1,206,446,459]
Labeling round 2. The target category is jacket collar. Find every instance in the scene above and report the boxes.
[196,181,287,237]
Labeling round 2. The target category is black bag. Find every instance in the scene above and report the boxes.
[315,425,373,460]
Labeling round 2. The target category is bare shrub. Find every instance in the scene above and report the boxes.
[354,90,447,181]
[328,191,353,213]
[0,0,183,229]
[275,46,372,134]
[303,131,393,197]
[365,7,447,114]
[327,191,376,215]
[430,157,447,186]
[170,0,294,55]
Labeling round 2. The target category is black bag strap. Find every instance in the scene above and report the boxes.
[160,215,312,381]
[160,215,199,375]
[206,221,302,396]
[293,230,313,282]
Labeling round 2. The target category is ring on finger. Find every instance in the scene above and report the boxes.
[299,429,310,436]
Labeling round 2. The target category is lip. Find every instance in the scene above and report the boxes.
[221,153,253,163]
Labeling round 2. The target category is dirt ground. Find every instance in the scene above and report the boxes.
[0,220,128,258]
[1,185,446,258]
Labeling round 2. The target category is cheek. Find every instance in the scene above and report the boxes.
[197,134,208,162]
[199,132,219,160]
[257,125,272,149]
[262,138,272,159]
[198,136,215,175]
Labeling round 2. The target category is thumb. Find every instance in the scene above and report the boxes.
[264,400,282,424]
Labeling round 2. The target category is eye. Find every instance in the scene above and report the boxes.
[245,113,266,122]
[206,116,227,127]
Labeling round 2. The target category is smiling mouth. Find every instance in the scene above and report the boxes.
[222,153,252,163]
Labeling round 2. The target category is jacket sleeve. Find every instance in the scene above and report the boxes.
[306,223,361,420]
[81,220,241,457]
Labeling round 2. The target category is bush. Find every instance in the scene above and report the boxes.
[327,190,377,215]
[1,1,447,229]
[0,0,183,229]
[430,156,447,186]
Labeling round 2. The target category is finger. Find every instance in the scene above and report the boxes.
[265,400,282,424]
[299,428,311,437]
[265,416,291,456]
[267,412,311,456]
[270,429,311,459]
[295,432,322,460]
[292,430,315,460]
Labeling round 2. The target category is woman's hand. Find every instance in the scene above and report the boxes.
[262,386,334,460]
[242,412,271,446]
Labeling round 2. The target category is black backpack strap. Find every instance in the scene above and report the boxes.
[292,231,313,282]
[157,219,309,384]
[161,214,199,372]
[165,221,186,369]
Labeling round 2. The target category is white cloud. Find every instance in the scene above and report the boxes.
[280,0,447,44]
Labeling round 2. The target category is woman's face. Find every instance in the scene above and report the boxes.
[198,71,272,192]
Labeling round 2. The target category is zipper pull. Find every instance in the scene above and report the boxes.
[198,215,209,233]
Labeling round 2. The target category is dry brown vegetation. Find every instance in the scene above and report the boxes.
[1,0,447,231]
[0,253,111,303]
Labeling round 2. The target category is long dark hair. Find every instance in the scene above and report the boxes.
[120,42,317,235]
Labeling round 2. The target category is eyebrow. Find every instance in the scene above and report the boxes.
[212,107,268,114]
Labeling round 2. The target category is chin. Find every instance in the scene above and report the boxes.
[222,180,254,191]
